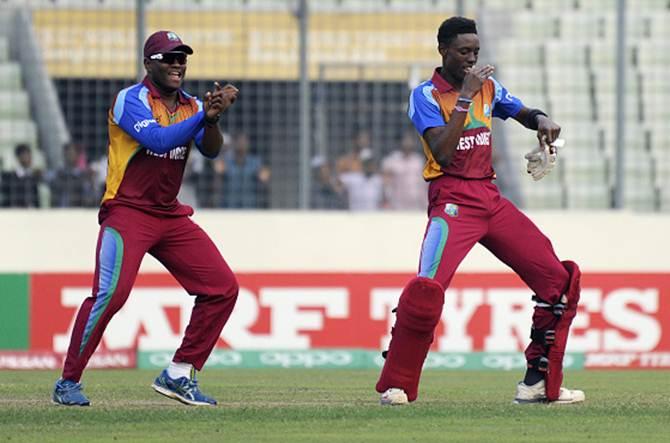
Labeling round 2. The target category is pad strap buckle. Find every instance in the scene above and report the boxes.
[527,356,549,372]
[533,294,568,317]
[530,327,556,346]
[381,309,398,359]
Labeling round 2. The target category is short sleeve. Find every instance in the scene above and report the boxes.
[407,83,445,135]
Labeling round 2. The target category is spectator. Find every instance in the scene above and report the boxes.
[222,132,271,208]
[310,155,346,209]
[48,142,98,207]
[190,132,231,208]
[89,154,108,201]
[1,144,41,208]
[336,128,372,175]
[338,148,384,211]
[381,130,428,210]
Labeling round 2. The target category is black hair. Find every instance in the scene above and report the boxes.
[14,143,30,157]
[437,16,477,46]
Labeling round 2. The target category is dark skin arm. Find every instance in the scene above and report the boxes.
[200,82,239,157]
[512,108,561,144]
[423,65,495,167]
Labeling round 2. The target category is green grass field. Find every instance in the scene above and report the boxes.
[1,369,669,442]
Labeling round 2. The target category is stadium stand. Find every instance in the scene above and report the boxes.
[0,33,41,172]
[485,0,669,211]
[0,0,665,210]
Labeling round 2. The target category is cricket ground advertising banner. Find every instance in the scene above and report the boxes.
[6,272,667,369]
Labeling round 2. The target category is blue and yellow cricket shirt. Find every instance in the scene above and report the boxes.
[101,77,210,218]
[408,68,524,180]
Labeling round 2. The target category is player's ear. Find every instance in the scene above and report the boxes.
[438,43,448,57]
[143,58,152,74]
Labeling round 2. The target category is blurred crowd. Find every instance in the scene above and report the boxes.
[311,129,427,211]
[0,142,99,208]
[1,129,428,211]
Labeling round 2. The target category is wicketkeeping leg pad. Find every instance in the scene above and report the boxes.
[545,260,581,401]
[375,277,445,402]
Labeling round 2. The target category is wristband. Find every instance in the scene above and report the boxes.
[205,115,220,126]
[526,109,548,130]
[457,96,473,103]
[454,104,470,113]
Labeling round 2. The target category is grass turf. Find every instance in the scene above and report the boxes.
[0,369,669,442]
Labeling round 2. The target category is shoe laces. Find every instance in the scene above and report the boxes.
[177,376,201,397]
[58,380,83,392]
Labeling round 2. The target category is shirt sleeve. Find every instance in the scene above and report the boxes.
[193,98,207,153]
[112,86,205,154]
[491,77,524,120]
[407,83,445,135]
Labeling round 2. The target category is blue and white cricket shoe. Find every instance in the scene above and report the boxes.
[151,369,217,406]
[52,379,91,406]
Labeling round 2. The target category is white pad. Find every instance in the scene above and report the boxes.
[525,137,565,181]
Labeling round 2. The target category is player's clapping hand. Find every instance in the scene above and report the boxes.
[204,82,239,122]
[461,64,495,97]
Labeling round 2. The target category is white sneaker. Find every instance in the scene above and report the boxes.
[380,388,409,406]
[514,380,585,404]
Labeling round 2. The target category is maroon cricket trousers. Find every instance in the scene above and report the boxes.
[62,205,238,382]
[418,175,570,362]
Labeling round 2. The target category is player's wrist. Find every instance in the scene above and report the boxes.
[204,113,220,126]
[454,96,472,113]
[525,109,548,130]
[454,103,470,113]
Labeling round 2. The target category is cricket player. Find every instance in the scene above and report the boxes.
[52,30,239,406]
[375,17,585,405]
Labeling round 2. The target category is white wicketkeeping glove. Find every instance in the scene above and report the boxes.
[524,137,565,181]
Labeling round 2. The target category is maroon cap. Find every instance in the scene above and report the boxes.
[143,30,193,59]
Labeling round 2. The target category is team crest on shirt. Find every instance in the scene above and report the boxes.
[444,203,459,217]
[484,104,491,117]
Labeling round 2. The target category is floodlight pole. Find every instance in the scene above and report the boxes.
[136,0,146,82]
[456,0,465,16]
[614,0,626,209]
[297,0,311,210]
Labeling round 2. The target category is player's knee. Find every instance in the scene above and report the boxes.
[561,260,580,283]
[538,263,571,304]
[209,268,239,300]
[226,278,239,300]
[552,259,581,300]
[214,275,239,301]
[94,284,131,315]
[396,277,445,333]
[561,260,581,299]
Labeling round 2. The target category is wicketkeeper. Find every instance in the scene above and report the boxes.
[376,17,584,405]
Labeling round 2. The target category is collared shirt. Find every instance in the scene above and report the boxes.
[408,68,523,180]
[222,151,264,209]
[101,76,208,218]
[339,171,384,211]
[381,150,427,210]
